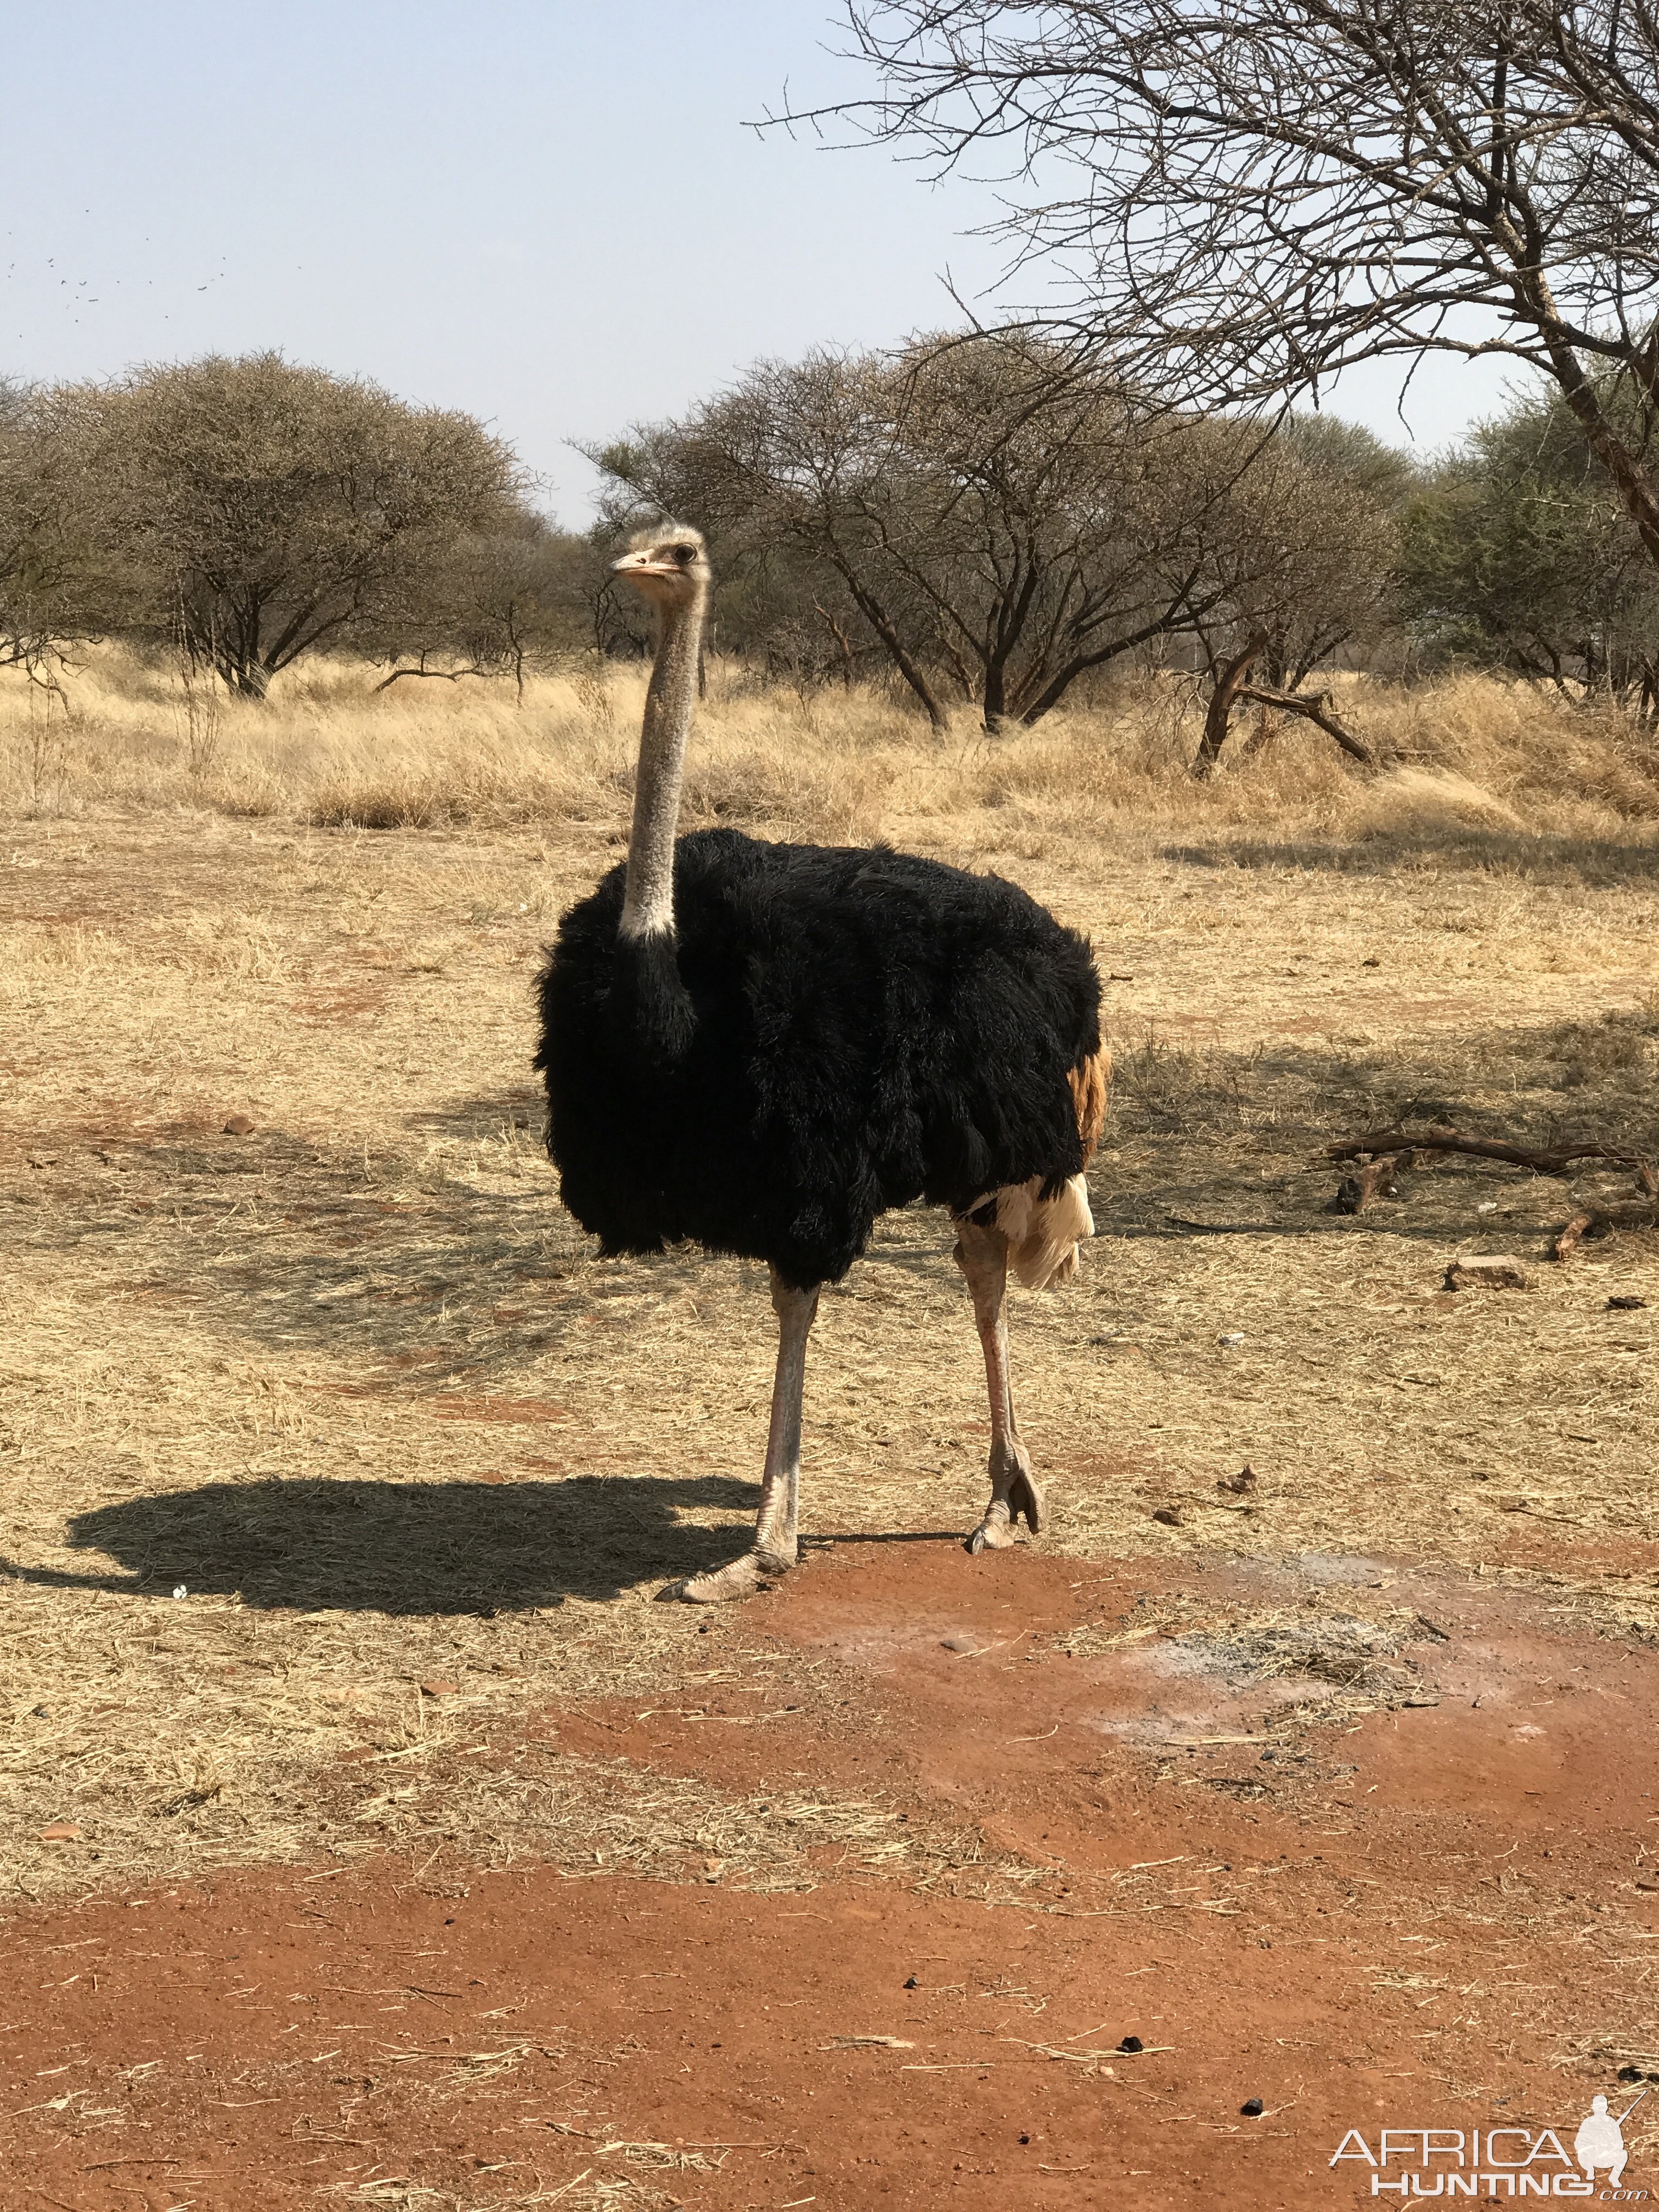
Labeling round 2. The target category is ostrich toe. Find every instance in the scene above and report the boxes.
[1005,1462,1044,1533]
[967,1499,1018,1555]
[668,1547,795,1604]
[966,1448,1044,1556]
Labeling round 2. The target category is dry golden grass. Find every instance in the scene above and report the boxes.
[7,640,1659,845]
[2,648,1657,1905]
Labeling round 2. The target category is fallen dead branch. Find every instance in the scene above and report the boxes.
[1553,1204,1659,1260]
[1237,682,1376,768]
[1329,1153,1403,1215]
[1191,634,1379,778]
[1553,1211,1599,1261]
[1329,1125,1655,1178]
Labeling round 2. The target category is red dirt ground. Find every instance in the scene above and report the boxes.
[12,1542,1659,2211]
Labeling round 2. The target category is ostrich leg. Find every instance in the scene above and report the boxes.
[955,1217,1044,1555]
[673,1269,820,1603]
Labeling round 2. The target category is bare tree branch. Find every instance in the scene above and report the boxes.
[791,1,1659,582]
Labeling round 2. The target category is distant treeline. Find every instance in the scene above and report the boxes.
[2,345,1653,736]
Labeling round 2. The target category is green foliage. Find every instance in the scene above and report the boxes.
[365,515,602,698]
[46,352,532,696]
[0,379,106,684]
[1400,388,1659,709]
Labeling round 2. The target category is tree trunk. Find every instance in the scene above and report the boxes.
[812,600,858,689]
[1192,631,1268,780]
[983,650,1010,733]
[1537,318,1659,574]
[826,548,948,730]
[227,657,270,700]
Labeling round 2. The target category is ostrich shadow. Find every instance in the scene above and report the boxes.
[4,1474,761,1615]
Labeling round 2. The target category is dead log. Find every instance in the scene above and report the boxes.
[1551,1202,1659,1260]
[1236,682,1376,768]
[1551,1211,1599,1261]
[1329,1124,1656,1178]
[1329,1153,1402,1214]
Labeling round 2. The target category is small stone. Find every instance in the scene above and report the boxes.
[1619,2066,1645,2083]
[1118,2034,1144,2053]
[940,1635,979,1654]
[1609,1294,1648,1311]
[1152,1506,1183,1528]
[1240,2096,1265,2117]
[172,1583,188,1600]
[222,1114,255,1136]
[1218,1464,1257,1496]
[1018,2131,1031,2144]
[1444,1255,1528,1291]
[39,1822,82,1842]
[420,1679,459,1698]
[904,1976,919,1989]
[1362,956,1381,967]
[1217,1331,1246,1347]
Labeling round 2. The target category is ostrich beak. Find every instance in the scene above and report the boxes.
[611,550,679,580]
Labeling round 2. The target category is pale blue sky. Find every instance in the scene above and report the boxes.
[4,2,1516,520]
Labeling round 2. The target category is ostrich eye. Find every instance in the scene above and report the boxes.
[674,544,695,564]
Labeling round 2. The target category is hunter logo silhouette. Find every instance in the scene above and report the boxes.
[1576,2088,1646,2188]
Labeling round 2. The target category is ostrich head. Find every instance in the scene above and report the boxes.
[611,524,710,607]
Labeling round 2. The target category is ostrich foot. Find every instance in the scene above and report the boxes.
[667,1547,795,1604]
[966,1448,1043,1557]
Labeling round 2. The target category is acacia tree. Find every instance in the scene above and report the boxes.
[0,380,103,685]
[368,516,593,700]
[597,334,1248,730]
[596,347,965,724]
[50,353,523,696]
[1183,415,1414,772]
[803,1,1659,583]
[1402,392,1659,710]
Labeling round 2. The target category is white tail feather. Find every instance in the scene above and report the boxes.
[980,1172,1094,1290]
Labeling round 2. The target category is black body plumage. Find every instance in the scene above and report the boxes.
[536,828,1101,1290]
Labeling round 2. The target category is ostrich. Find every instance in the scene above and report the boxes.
[535,527,1108,1602]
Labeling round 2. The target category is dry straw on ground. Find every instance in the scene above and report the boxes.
[1,648,1657,1903]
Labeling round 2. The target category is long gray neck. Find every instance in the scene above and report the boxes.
[619,582,706,940]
